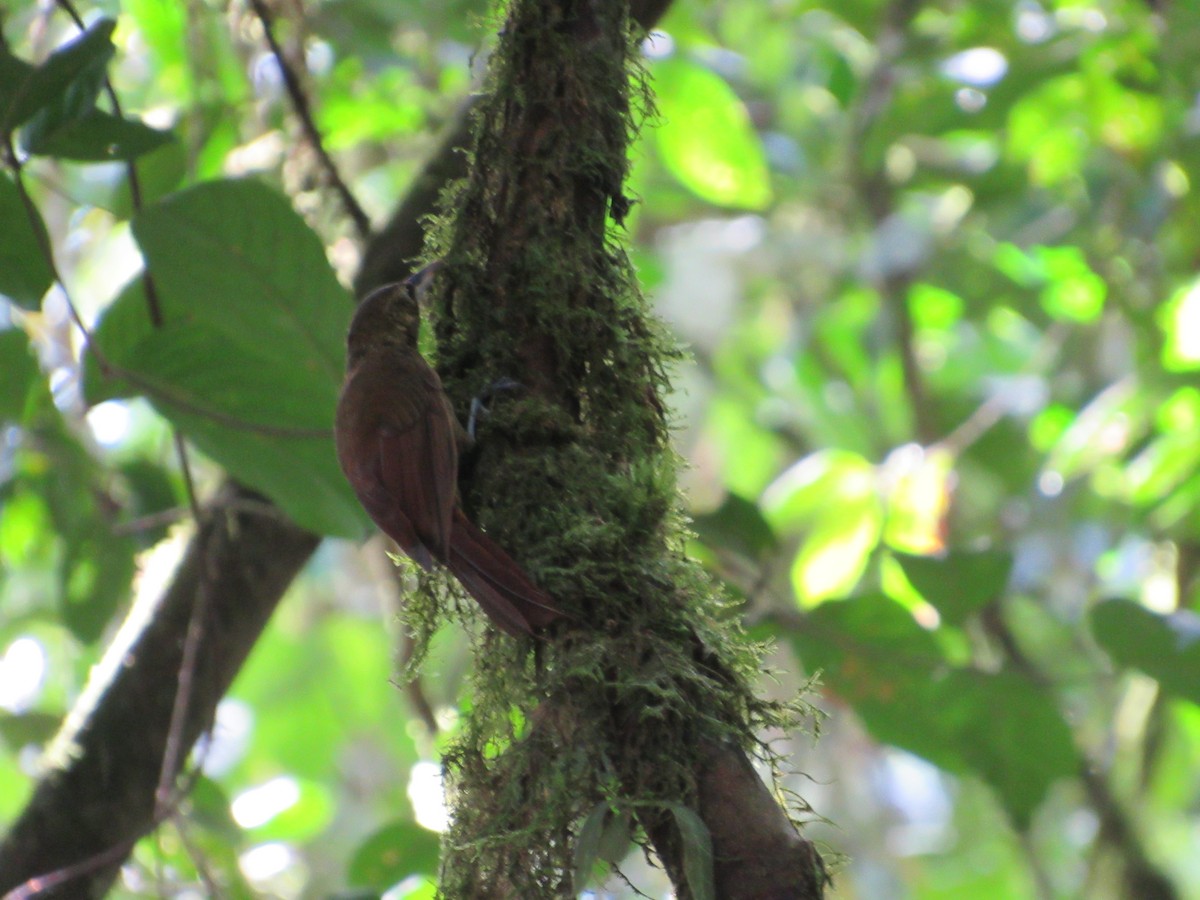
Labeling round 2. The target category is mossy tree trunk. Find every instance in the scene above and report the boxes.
[425,2,828,897]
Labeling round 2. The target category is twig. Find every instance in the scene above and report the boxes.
[400,631,439,736]
[54,0,162,325]
[246,0,372,241]
[844,0,933,444]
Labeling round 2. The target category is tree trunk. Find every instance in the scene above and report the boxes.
[430,2,828,897]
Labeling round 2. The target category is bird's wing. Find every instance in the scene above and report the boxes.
[375,362,458,560]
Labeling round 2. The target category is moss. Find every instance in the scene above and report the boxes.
[396,1,816,895]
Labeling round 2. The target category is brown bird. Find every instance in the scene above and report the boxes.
[335,267,562,637]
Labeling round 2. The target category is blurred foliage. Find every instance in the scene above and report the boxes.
[2,0,1200,897]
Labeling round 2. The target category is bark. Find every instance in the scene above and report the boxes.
[431,1,828,896]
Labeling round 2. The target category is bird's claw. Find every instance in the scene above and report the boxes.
[468,377,523,440]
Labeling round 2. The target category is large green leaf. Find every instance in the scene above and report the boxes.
[132,179,349,383]
[85,301,362,537]
[668,803,715,900]
[0,174,55,310]
[1091,599,1200,705]
[652,58,772,209]
[12,20,167,163]
[82,179,366,537]
[793,594,1079,826]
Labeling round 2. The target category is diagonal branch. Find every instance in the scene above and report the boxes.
[247,0,373,241]
[0,483,319,898]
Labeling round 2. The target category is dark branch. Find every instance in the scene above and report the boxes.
[247,0,373,242]
[0,483,319,898]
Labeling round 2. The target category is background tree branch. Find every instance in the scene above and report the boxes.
[0,483,318,897]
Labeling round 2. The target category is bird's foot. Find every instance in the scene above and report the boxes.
[468,377,523,440]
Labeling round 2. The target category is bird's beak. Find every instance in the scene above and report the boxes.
[405,260,445,307]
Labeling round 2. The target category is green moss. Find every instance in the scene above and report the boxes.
[394,1,817,895]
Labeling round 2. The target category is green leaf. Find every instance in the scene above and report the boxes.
[1091,599,1200,705]
[132,179,348,386]
[108,140,188,218]
[572,803,632,891]
[0,329,41,420]
[792,595,1079,826]
[0,44,37,135]
[762,450,874,533]
[82,180,368,537]
[85,285,363,536]
[0,19,115,135]
[790,496,881,605]
[595,809,632,865]
[666,803,715,900]
[936,669,1080,828]
[82,278,151,404]
[652,58,772,209]
[895,549,1013,626]
[23,108,174,162]
[692,493,778,561]
[348,820,441,888]
[573,802,609,891]
[764,450,881,604]
[17,25,115,158]
[0,174,55,309]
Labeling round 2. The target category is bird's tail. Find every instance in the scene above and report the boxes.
[447,509,563,637]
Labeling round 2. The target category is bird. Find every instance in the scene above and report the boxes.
[334,265,563,637]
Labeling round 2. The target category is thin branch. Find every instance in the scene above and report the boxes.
[54,0,164,327]
[843,0,933,444]
[246,0,373,241]
[1,836,135,900]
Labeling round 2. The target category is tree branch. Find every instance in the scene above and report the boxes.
[247,0,373,241]
[0,483,318,898]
